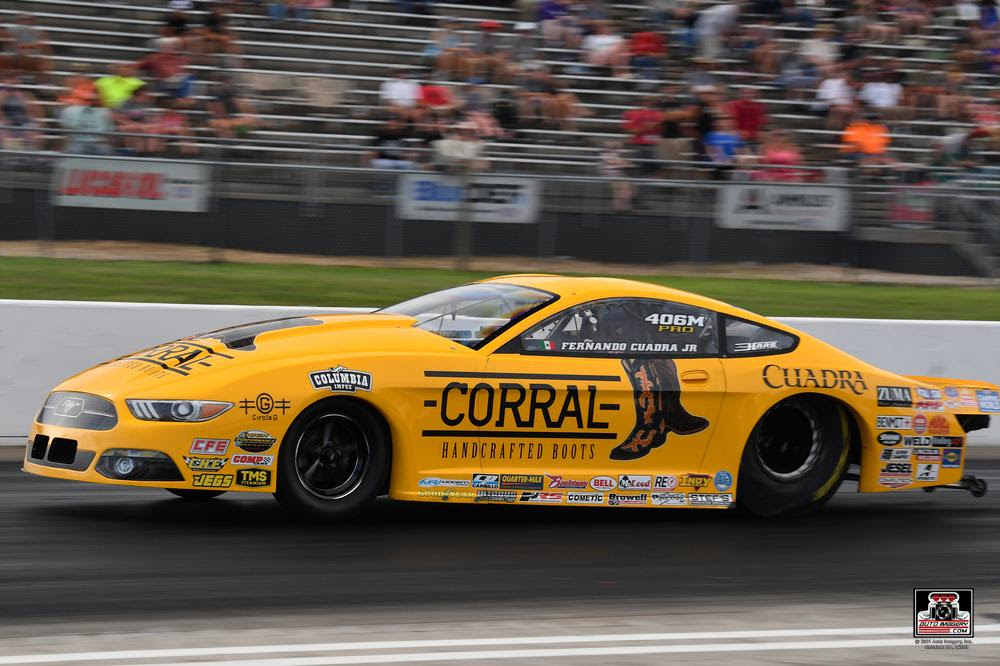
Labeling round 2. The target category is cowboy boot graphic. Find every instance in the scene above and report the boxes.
[610,357,709,461]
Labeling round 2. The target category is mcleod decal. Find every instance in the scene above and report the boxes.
[762,365,867,395]
[310,366,372,393]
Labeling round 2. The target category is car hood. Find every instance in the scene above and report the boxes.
[53,313,438,397]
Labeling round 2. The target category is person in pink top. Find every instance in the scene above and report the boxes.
[756,130,806,181]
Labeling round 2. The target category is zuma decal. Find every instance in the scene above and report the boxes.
[877,386,913,408]
[310,366,373,393]
[762,365,867,395]
[239,393,291,421]
[192,317,323,352]
[611,358,708,461]
[235,468,272,488]
[111,341,234,378]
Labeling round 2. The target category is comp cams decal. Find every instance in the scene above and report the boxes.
[309,366,372,393]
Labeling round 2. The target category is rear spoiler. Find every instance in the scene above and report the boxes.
[906,376,999,433]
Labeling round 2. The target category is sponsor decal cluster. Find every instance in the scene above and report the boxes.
[689,493,732,506]
[309,366,372,393]
[234,430,276,453]
[762,365,867,395]
[914,589,973,644]
[183,455,227,471]
[239,393,290,421]
[944,387,977,410]
[190,438,229,455]
[235,468,272,488]
[877,386,913,408]
[877,415,912,430]
[942,448,962,468]
[976,389,1000,413]
[192,473,233,488]
[879,461,913,488]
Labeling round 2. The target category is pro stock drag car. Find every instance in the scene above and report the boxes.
[24,275,994,519]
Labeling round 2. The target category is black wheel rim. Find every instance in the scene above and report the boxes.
[293,413,369,500]
[754,404,820,482]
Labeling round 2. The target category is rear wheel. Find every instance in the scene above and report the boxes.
[738,396,849,517]
[166,489,226,500]
[275,399,390,521]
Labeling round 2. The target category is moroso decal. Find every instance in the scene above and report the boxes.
[762,365,867,395]
[611,358,708,461]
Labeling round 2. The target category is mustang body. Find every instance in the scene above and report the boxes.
[24,275,994,518]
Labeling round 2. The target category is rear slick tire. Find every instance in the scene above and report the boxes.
[274,399,390,522]
[737,396,849,517]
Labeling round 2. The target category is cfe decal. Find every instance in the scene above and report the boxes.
[425,360,709,462]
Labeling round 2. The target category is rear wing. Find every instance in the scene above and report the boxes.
[906,376,999,432]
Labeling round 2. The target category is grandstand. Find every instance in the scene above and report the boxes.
[3,0,999,173]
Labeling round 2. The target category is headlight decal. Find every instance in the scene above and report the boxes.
[126,400,233,422]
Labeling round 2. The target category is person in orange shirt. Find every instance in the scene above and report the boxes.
[841,111,892,167]
[57,62,97,107]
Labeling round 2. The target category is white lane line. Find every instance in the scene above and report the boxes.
[55,637,1000,666]
[1,626,998,665]
[0,299,371,313]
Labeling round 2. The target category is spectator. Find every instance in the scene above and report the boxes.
[155,97,197,156]
[517,64,558,127]
[459,84,502,138]
[727,87,768,144]
[582,21,630,79]
[930,126,991,175]
[434,121,488,173]
[812,66,855,129]
[703,115,747,178]
[841,111,892,167]
[115,84,158,155]
[744,20,779,75]
[139,39,195,100]
[208,75,259,138]
[467,20,509,84]
[686,56,719,95]
[622,95,662,173]
[0,76,43,151]
[270,1,309,24]
[59,90,114,155]
[419,77,460,121]
[549,78,590,132]
[365,115,416,170]
[858,70,907,121]
[539,0,582,49]
[199,4,240,57]
[756,129,805,181]
[694,2,739,60]
[600,140,634,211]
[5,14,51,81]
[95,63,145,110]
[656,84,692,175]
[58,62,98,106]
[628,26,666,79]
[424,19,467,81]
[798,24,838,73]
[379,69,422,121]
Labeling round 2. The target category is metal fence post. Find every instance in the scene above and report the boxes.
[454,168,472,271]
[384,171,403,266]
[38,153,55,258]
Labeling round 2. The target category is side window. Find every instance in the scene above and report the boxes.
[520,298,719,357]
[724,317,797,356]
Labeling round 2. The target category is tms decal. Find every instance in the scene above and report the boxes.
[235,468,272,488]
[309,366,373,393]
[762,365,868,395]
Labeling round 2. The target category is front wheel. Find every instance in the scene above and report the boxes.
[275,399,390,521]
[738,396,850,517]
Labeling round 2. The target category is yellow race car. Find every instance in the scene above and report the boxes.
[24,275,994,519]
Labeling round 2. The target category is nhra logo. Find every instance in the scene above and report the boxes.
[309,366,372,393]
[914,589,973,637]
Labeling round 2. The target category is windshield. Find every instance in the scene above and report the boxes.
[381,283,556,348]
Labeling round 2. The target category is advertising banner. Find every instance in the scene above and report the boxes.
[397,174,539,224]
[716,184,849,231]
[52,157,211,213]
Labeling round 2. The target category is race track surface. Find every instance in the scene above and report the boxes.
[1,446,999,664]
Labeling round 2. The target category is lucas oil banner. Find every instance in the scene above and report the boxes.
[396,174,539,224]
[52,157,211,213]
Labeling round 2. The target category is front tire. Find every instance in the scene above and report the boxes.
[738,396,849,517]
[275,398,390,521]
